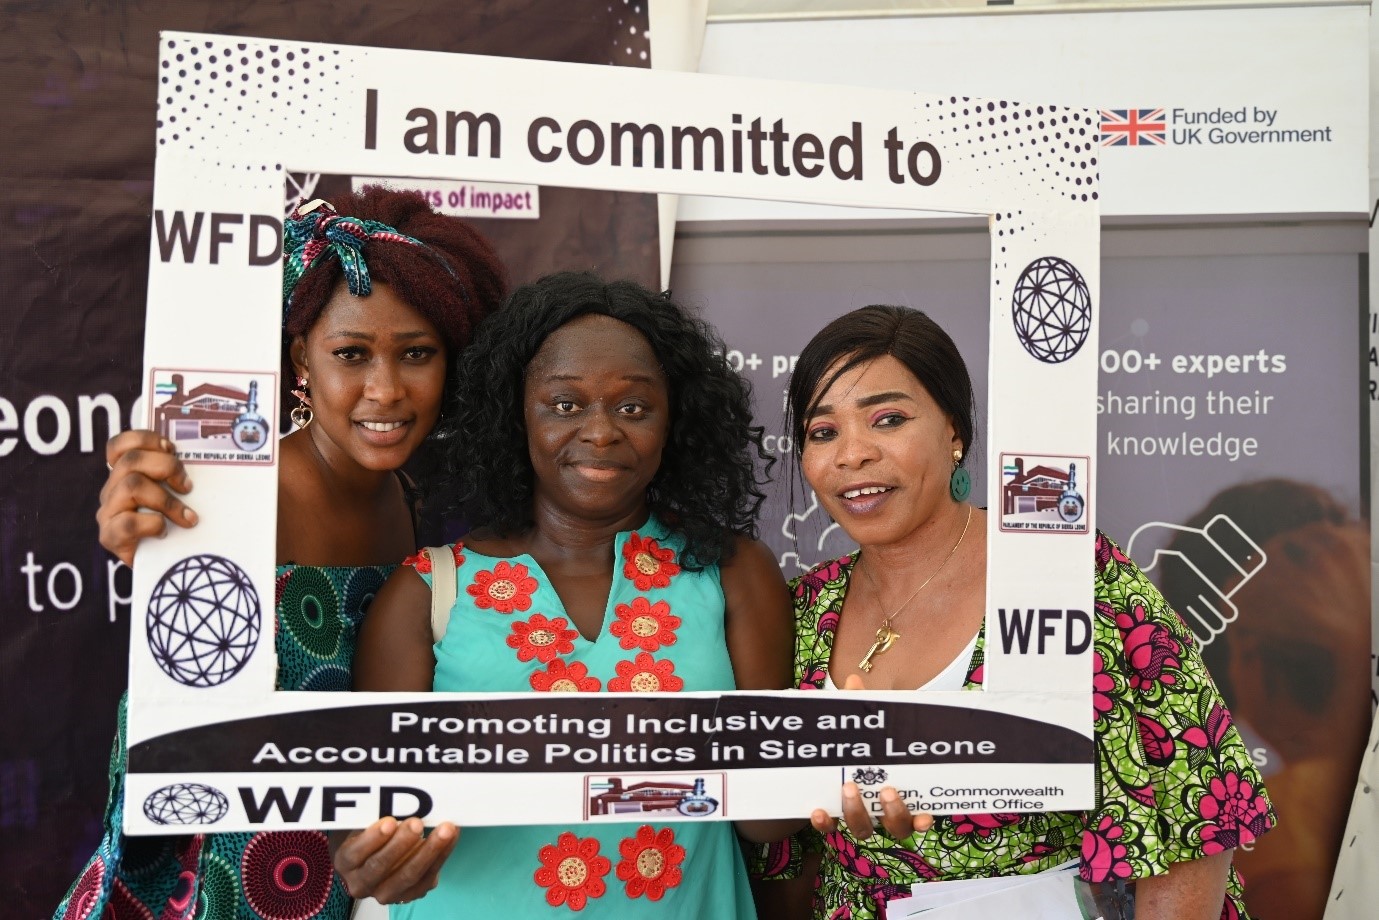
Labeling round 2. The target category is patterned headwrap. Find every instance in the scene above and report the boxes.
[281,198,454,315]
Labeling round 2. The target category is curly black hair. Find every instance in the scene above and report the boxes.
[439,271,771,567]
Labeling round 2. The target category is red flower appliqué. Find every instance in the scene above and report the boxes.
[507,614,578,663]
[534,832,610,911]
[1198,772,1272,853]
[402,543,466,575]
[610,597,680,652]
[530,659,602,692]
[467,560,538,614]
[616,825,685,900]
[622,533,681,590]
[1080,814,1133,883]
[609,652,683,692]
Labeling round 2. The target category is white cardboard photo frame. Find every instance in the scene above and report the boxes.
[127,32,1099,833]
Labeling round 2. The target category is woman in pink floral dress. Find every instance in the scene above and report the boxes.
[754,305,1274,920]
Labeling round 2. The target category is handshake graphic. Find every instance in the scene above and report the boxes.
[1126,514,1268,647]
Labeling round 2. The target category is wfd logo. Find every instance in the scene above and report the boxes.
[154,210,282,264]
[996,608,1092,655]
[237,785,433,824]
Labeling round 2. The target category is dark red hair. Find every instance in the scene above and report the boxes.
[284,185,508,355]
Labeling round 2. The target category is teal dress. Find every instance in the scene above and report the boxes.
[54,564,390,920]
[398,519,757,918]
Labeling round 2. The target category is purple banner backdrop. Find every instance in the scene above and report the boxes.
[672,216,1368,920]
[0,3,656,914]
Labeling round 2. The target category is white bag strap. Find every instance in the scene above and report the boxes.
[425,545,458,644]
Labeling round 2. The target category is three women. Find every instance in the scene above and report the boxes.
[79,219,1271,919]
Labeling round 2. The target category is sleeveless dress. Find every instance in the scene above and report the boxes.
[54,564,392,920]
[396,518,756,919]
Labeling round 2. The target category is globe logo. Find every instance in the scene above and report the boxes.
[147,554,261,687]
[1011,257,1092,364]
[143,782,231,826]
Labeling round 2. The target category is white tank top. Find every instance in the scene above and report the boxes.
[824,629,980,691]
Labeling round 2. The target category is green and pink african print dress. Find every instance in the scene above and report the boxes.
[397,518,756,919]
[54,564,389,920]
[759,532,1275,920]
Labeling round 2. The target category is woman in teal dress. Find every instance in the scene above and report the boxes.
[333,272,795,916]
[60,187,507,920]
[755,305,1275,920]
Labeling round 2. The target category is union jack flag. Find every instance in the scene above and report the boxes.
[1099,108,1167,146]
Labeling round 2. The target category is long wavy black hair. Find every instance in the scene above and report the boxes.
[438,271,771,567]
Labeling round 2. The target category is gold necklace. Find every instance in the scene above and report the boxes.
[855,504,974,673]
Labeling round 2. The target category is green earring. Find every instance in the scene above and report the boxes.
[949,449,971,502]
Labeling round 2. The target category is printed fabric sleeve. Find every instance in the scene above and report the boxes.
[52,694,202,920]
[742,827,826,882]
[1084,532,1276,887]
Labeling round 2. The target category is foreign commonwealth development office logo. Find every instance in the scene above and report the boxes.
[1099,108,1167,146]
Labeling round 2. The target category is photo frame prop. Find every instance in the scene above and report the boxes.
[127,32,1099,832]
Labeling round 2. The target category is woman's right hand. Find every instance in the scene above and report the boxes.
[809,673,935,842]
[96,430,197,566]
[811,781,934,841]
[333,817,460,904]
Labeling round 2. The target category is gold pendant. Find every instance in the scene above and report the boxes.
[858,623,900,673]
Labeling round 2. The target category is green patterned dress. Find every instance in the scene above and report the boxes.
[754,533,1275,920]
[54,564,391,920]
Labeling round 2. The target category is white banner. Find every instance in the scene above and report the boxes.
[128,31,1098,833]
[683,3,1369,221]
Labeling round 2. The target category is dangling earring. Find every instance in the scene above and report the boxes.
[948,447,971,502]
[290,375,313,429]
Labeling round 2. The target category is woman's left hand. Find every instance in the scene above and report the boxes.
[810,673,936,841]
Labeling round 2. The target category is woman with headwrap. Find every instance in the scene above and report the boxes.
[56,187,507,920]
